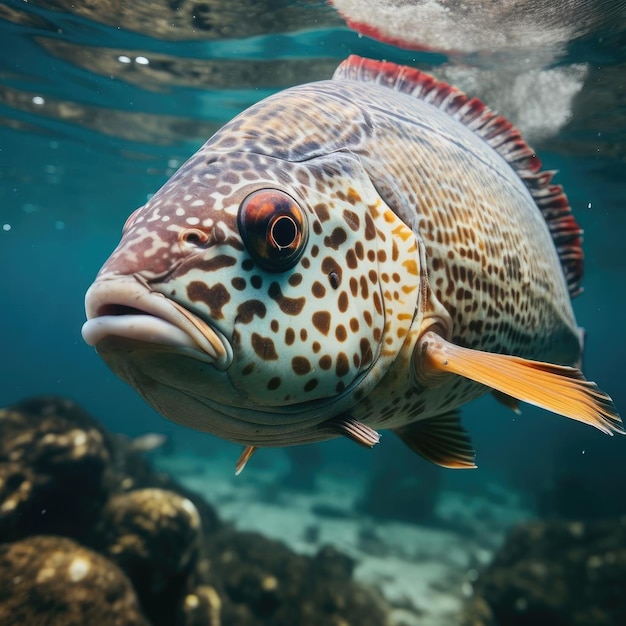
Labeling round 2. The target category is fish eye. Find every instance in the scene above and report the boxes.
[238,189,307,272]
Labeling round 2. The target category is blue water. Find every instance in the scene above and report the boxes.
[1,0,625,512]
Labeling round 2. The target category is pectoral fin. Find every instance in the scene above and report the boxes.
[420,331,623,435]
[394,410,476,469]
[320,414,381,447]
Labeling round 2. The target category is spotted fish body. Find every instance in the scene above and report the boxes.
[83,56,622,470]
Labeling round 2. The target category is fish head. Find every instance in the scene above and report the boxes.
[82,148,423,444]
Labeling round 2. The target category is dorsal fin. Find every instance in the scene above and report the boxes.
[333,55,584,297]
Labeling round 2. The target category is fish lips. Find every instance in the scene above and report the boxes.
[82,275,232,370]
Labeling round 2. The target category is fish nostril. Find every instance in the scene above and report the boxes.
[180,228,209,246]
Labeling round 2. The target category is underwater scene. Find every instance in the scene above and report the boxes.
[1,1,626,624]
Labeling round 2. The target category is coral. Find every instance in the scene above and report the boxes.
[0,535,148,626]
[462,519,626,626]
[0,396,392,625]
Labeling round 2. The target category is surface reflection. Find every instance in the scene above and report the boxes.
[330,0,624,56]
[25,0,342,40]
[0,0,624,163]
[37,38,340,92]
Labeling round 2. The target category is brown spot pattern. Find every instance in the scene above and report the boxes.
[319,355,332,370]
[335,325,347,342]
[343,208,360,231]
[304,379,318,392]
[324,227,347,250]
[335,353,349,377]
[312,281,326,299]
[236,299,266,324]
[251,333,278,360]
[196,255,237,272]
[268,282,305,315]
[291,356,311,375]
[288,273,303,287]
[285,328,295,346]
[314,203,330,222]
[312,311,331,335]
[187,281,230,320]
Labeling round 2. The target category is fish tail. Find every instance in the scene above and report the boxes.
[421,332,623,435]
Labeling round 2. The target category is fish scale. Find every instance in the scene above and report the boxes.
[82,55,621,472]
[222,76,576,362]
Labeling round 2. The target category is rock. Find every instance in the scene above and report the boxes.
[462,519,626,626]
[181,585,223,626]
[0,395,393,625]
[97,488,202,626]
[462,596,496,626]
[0,535,148,625]
[0,396,112,542]
[109,438,222,537]
[207,530,391,625]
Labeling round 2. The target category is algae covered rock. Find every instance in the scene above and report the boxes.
[207,530,390,626]
[463,519,626,626]
[0,395,393,626]
[98,488,202,625]
[0,396,112,542]
[181,585,224,626]
[0,535,148,626]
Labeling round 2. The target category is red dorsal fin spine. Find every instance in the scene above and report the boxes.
[333,55,584,297]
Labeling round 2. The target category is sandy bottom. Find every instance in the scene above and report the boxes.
[156,449,529,626]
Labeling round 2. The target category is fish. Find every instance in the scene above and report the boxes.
[82,55,623,473]
[127,432,171,454]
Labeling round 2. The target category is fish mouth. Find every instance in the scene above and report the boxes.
[82,274,232,369]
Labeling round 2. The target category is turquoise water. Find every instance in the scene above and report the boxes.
[1,0,625,510]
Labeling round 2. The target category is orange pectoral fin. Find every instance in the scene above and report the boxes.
[420,332,623,435]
